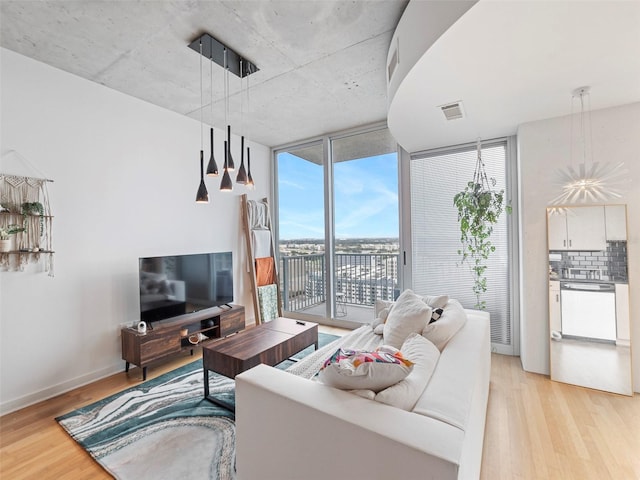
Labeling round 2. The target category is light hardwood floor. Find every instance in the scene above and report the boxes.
[1,329,638,479]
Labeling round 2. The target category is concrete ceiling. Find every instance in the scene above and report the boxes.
[388,0,640,153]
[0,0,408,148]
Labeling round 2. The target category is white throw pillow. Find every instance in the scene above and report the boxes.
[383,290,432,349]
[372,299,394,329]
[317,347,414,392]
[421,299,467,351]
[375,333,440,411]
[422,294,449,309]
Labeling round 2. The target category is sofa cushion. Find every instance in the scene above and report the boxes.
[372,299,394,329]
[374,333,440,411]
[421,299,467,351]
[383,290,432,349]
[374,294,449,327]
[413,313,490,431]
[318,347,414,392]
[422,294,449,309]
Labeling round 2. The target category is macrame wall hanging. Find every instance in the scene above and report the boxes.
[0,151,54,276]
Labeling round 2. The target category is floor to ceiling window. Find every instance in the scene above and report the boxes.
[275,125,399,325]
[275,141,327,317]
[407,138,518,354]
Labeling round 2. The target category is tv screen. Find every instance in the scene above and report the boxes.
[138,252,233,323]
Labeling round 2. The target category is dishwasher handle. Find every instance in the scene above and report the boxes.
[561,282,615,292]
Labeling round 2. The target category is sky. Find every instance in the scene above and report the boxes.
[277,152,399,240]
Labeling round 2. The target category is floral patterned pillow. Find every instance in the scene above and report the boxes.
[318,346,414,392]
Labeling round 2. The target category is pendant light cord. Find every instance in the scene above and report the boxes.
[246,64,251,139]
[224,48,229,128]
[240,59,244,134]
[210,43,213,129]
[199,40,203,150]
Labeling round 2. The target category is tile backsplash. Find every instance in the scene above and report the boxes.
[549,241,628,282]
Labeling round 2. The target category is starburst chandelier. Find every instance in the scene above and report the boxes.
[549,87,629,205]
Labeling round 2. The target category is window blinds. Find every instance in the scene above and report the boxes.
[410,141,511,346]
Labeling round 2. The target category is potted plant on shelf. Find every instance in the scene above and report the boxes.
[453,141,510,310]
[0,224,26,252]
[21,201,45,237]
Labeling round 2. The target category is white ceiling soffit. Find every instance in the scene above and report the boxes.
[0,0,408,148]
[387,1,640,153]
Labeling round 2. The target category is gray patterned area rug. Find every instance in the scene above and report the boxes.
[56,332,339,480]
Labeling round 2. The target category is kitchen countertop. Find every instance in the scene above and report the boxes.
[549,277,627,285]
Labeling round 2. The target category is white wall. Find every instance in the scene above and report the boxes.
[518,102,640,393]
[0,48,271,413]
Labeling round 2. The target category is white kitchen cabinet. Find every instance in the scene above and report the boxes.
[605,205,627,241]
[549,281,561,334]
[547,213,568,250]
[615,283,630,345]
[547,206,606,251]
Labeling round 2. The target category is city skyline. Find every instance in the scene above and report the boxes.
[277,151,399,240]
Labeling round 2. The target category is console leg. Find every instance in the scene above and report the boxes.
[190,348,194,356]
[142,366,147,381]
[125,361,130,373]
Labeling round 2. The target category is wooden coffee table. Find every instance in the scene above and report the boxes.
[202,317,318,410]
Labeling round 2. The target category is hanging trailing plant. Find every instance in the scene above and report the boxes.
[453,141,511,310]
[21,201,44,238]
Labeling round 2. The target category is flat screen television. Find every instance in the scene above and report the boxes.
[138,252,233,323]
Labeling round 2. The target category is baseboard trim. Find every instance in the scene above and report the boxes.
[0,362,123,416]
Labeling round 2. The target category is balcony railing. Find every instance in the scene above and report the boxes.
[279,253,399,314]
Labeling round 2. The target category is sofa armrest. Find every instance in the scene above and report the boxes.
[236,364,465,480]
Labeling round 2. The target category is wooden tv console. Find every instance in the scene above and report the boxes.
[121,304,245,380]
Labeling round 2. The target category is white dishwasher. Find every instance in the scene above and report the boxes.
[560,283,616,341]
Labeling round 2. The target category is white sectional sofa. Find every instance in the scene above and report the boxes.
[235,306,491,480]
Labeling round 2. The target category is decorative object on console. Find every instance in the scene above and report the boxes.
[453,139,510,309]
[550,86,629,205]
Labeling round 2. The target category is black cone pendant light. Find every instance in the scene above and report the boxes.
[226,125,235,171]
[220,140,233,192]
[195,40,209,204]
[246,147,254,189]
[206,128,218,176]
[188,33,259,197]
[196,150,209,202]
[236,136,248,184]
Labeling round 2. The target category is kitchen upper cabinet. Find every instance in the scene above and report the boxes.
[547,206,606,251]
[547,213,568,250]
[605,205,627,241]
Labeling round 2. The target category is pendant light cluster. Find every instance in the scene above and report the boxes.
[550,86,629,205]
[190,33,259,204]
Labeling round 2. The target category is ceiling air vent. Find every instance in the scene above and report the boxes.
[440,101,464,121]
